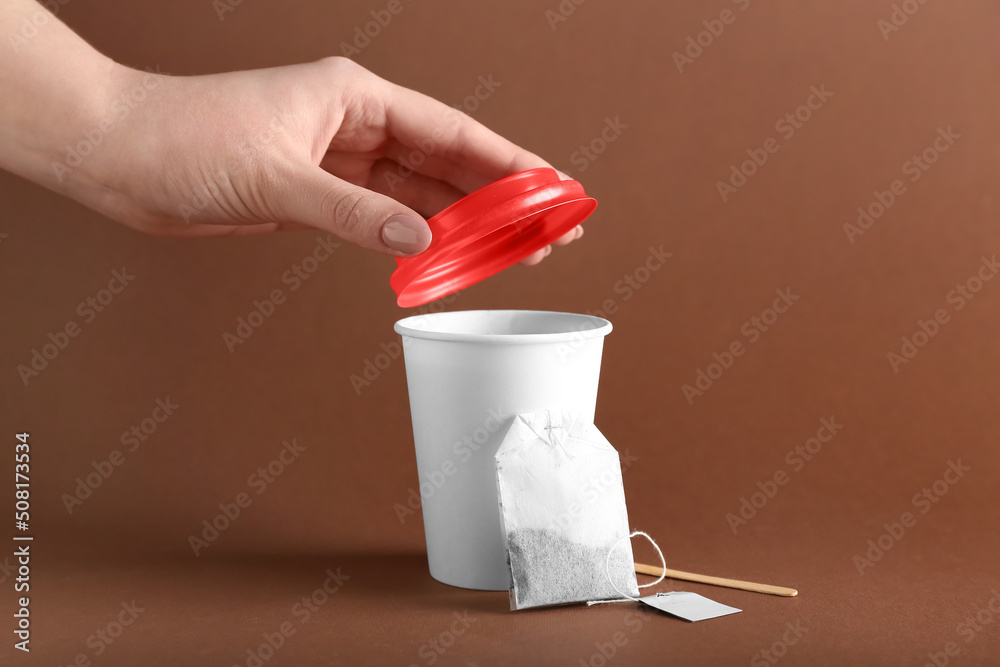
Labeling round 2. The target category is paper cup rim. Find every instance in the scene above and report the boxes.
[393,309,612,345]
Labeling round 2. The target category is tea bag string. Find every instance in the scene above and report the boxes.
[588,530,666,606]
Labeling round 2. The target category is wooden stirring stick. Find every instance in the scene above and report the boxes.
[635,562,798,597]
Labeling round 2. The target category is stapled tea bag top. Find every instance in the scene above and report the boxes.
[495,410,639,610]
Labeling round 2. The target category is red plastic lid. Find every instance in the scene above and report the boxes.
[390,168,597,307]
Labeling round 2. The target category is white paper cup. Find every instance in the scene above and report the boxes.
[394,310,613,590]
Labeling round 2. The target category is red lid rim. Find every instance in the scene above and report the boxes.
[391,167,597,308]
[394,197,596,307]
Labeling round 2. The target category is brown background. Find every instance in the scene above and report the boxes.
[3,0,1000,665]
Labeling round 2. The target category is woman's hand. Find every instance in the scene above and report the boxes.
[56,57,583,261]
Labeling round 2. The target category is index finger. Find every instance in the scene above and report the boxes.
[381,80,552,191]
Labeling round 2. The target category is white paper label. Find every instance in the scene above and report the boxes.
[639,591,742,622]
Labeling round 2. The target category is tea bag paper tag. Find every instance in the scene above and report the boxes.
[639,592,741,622]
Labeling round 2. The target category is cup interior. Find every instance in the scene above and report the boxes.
[394,310,612,344]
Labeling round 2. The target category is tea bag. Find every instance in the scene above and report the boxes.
[495,410,639,610]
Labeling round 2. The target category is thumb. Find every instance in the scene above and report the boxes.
[276,163,432,256]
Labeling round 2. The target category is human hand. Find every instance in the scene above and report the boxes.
[62,57,583,263]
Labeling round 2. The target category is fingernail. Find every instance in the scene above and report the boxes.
[555,170,573,181]
[382,215,432,255]
[576,226,585,238]
[544,245,553,256]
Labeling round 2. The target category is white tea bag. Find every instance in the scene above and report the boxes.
[495,410,639,610]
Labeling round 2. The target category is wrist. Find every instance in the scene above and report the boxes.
[0,0,171,228]
[0,7,118,192]
[37,60,175,230]
[43,59,141,195]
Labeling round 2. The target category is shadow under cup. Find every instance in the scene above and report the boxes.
[394,310,613,590]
